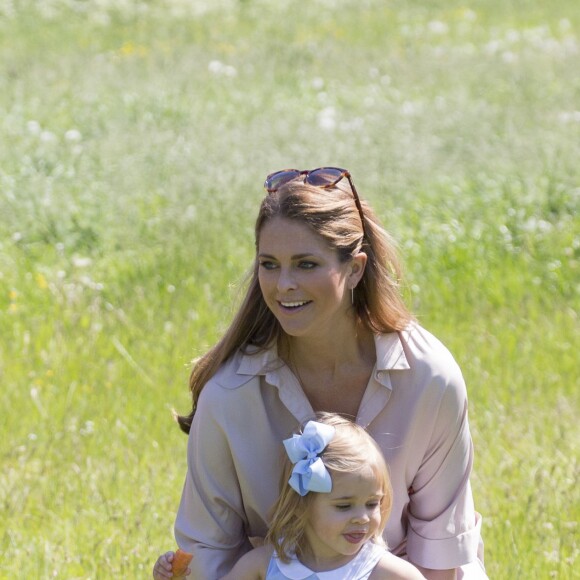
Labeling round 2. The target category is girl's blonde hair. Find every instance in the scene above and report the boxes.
[265,412,393,564]
[177,178,413,433]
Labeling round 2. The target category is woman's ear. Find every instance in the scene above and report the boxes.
[349,252,367,288]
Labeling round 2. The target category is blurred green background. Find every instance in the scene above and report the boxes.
[0,0,578,577]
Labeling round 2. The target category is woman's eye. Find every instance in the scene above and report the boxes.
[298,261,317,269]
[258,261,277,270]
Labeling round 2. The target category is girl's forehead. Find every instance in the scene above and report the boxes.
[327,466,384,496]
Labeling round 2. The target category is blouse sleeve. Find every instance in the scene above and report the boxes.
[405,360,481,569]
[174,381,252,579]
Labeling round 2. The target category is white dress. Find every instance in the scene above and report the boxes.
[265,541,387,580]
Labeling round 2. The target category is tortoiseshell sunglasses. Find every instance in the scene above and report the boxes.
[263,167,366,237]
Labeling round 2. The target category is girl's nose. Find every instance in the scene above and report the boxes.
[351,510,370,524]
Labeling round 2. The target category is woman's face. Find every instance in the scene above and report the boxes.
[257,217,362,340]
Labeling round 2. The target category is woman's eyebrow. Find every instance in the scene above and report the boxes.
[257,253,315,260]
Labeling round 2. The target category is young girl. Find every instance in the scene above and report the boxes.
[155,413,424,579]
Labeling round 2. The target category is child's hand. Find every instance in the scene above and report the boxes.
[153,551,175,579]
[153,550,192,579]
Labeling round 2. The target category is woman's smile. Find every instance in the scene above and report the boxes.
[278,300,312,310]
[276,300,313,318]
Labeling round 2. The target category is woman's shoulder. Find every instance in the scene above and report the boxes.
[368,552,426,580]
[197,344,282,405]
[400,323,458,361]
[374,324,467,407]
[201,346,266,391]
[204,350,255,390]
[202,350,257,392]
[399,323,464,382]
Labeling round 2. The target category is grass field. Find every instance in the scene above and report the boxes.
[0,0,578,577]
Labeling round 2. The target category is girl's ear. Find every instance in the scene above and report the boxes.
[349,252,367,288]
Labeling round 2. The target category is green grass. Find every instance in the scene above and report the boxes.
[1,0,578,577]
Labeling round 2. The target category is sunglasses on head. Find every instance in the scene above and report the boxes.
[263,167,367,237]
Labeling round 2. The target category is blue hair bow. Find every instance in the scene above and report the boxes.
[283,420,335,496]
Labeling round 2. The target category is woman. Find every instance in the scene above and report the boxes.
[171,168,486,579]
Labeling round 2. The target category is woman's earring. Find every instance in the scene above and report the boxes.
[351,287,355,305]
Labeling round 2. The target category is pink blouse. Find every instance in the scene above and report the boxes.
[175,324,484,578]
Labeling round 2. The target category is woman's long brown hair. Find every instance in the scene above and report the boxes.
[177,180,412,433]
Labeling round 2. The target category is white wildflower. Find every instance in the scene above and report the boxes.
[27,120,41,135]
[558,111,580,123]
[318,107,336,131]
[80,421,94,436]
[72,256,92,268]
[401,101,419,116]
[506,29,520,44]
[428,20,449,35]
[208,60,237,77]
[65,129,82,142]
[462,10,477,22]
[559,19,572,32]
[311,77,324,90]
[502,51,518,64]
[40,130,57,143]
[542,522,554,530]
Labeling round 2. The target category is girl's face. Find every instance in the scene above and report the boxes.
[257,217,364,340]
[302,465,384,571]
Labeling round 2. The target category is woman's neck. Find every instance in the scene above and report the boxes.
[281,320,375,376]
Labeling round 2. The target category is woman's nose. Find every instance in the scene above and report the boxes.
[277,267,297,292]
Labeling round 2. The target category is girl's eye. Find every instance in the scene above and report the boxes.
[335,504,351,511]
[366,501,380,509]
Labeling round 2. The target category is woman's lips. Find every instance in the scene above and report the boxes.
[278,300,312,312]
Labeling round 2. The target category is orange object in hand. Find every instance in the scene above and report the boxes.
[172,549,193,577]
